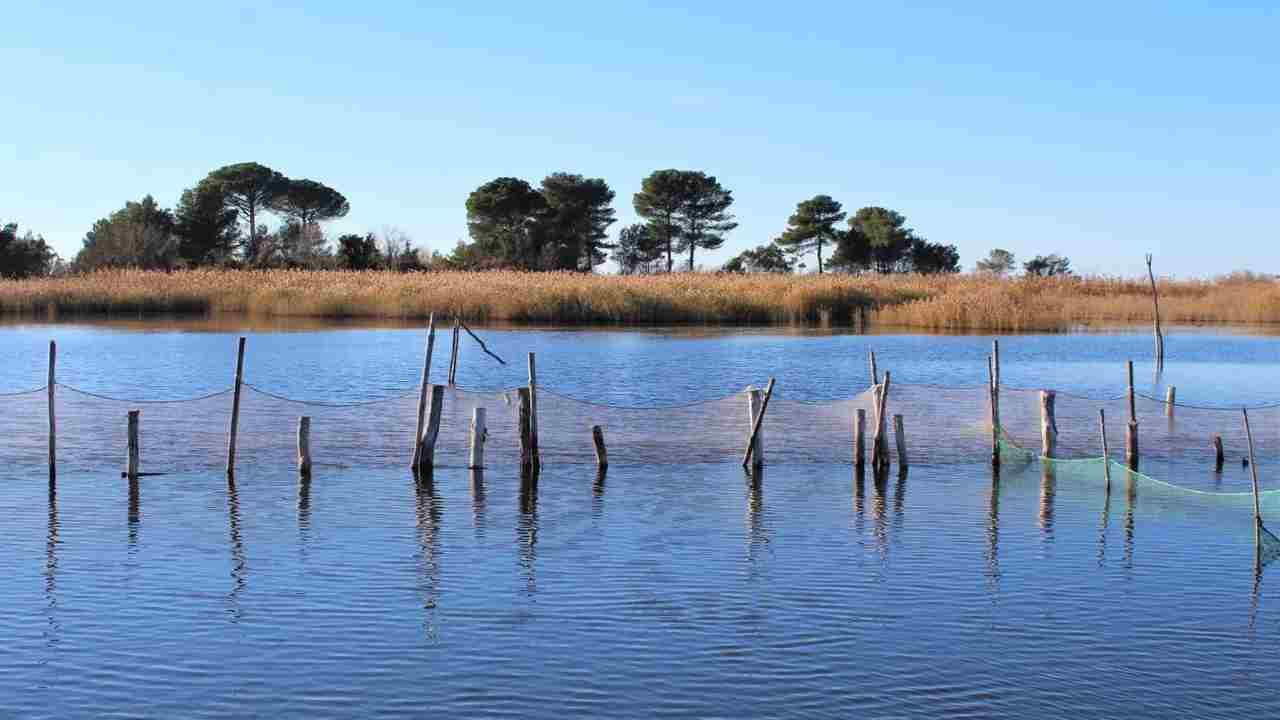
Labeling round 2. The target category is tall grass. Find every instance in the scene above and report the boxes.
[2,269,1277,329]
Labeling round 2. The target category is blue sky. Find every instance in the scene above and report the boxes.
[2,1,1276,276]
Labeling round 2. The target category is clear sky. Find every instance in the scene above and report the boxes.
[3,1,1276,276]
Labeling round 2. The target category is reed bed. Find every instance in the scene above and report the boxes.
[2,269,1278,330]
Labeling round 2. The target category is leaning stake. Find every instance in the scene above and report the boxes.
[1244,408,1263,562]
[871,372,892,471]
[1099,408,1111,491]
[226,337,246,477]
[411,313,437,469]
[741,378,776,469]
[592,425,608,470]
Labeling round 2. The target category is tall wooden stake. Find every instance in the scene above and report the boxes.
[988,354,1000,468]
[411,313,437,468]
[893,414,908,473]
[868,351,878,387]
[518,387,534,473]
[871,372,892,471]
[226,337,246,477]
[741,378,776,469]
[297,416,312,476]
[468,407,487,469]
[417,385,445,471]
[1244,408,1262,564]
[448,317,460,385]
[853,408,866,472]
[126,410,140,479]
[592,425,608,470]
[1146,253,1164,373]
[1165,386,1176,418]
[1099,408,1111,491]
[47,340,56,479]
[1040,391,1058,458]
[1125,360,1139,470]
[747,387,765,466]
[1214,434,1225,473]
[527,352,540,467]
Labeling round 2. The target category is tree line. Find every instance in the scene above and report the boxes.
[3,162,1083,279]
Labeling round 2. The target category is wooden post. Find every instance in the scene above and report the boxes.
[297,416,312,476]
[741,378,776,469]
[47,340,56,478]
[527,352,539,467]
[468,407,487,469]
[853,408,866,471]
[871,372,892,471]
[1040,390,1057,458]
[126,410,140,479]
[1099,409,1111,491]
[988,354,1000,468]
[1146,253,1164,373]
[417,385,445,471]
[592,425,608,469]
[1125,360,1139,470]
[868,351,878,387]
[747,387,764,466]
[1244,408,1262,561]
[518,387,534,472]
[1165,386,1176,418]
[411,313,437,468]
[448,318,460,385]
[226,337,246,476]
[892,414,908,472]
[1213,434,1225,473]
[992,338,1000,392]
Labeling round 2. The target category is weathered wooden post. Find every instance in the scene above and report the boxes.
[1125,361,1139,470]
[592,425,608,470]
[518,387,534,472]
[853,408,866,472]
[1099,408,1111,491]
[1146,253,1164,373]
[1165,386,1176,418]
[1244,408,1262,564]
[1040,390,1057,458]
[871,372,891,472]
[741,378,776,469]
[226,337,246,477]
[416,385,445,471]
[468,407,487,469]
[411,313,437,468]
[47,340,56,478]
[988,354,1000,468]
[527,352,540,467]
[868,351,878,387]
[126,410,140,479]
[447,317,460,385]
[746,387,764,466]
[892,414,908,472]
[1213,434,1225,473]
[297,416,312,476]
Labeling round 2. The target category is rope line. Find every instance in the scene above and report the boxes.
[0,384,47,397]
[58,383,234,404]
[242,383,420,408]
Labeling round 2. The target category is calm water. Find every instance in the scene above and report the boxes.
[2,321,1279,717]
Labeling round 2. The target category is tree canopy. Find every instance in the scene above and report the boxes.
[271,179,350,230]
[723,244,794,274]
[976,248,1016,275]
[174,180,240,266]
[775,195,845,274]
[611,223,664,275]
[540,173,616,270]
[463,177,548,270]
[1023,254,1072,277]
[203,162,288,262]
[633,169,690,273]
[76,196,180,270]
[0,222,58,278]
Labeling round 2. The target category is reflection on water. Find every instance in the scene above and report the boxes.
[3,462,1280,718]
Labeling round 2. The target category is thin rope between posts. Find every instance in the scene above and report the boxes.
[1133,391,1280,411]
[242,383,420,408]
[58,383,235,404]
[0,384,48,398]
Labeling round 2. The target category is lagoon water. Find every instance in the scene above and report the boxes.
[2,321,1279,717]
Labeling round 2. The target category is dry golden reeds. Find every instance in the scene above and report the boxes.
[2,269,1277,330]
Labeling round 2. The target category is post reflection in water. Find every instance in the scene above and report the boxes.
[1039,464,1056,544]
[853,467,866,540]
[745,470,769,566]
[986,465,1001,593]
[871,470,890,563]
[1123,471,1137,571]
[45,477,61,646]
[591,467,606,518]
[297,473,312,546]
[518,469,538,595]
[470,469,486,538]
[1097,482,1112,567]
[893,468,908,529]
[127,477,141,550]
[414,473,442,637]
[226,477,246,621]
